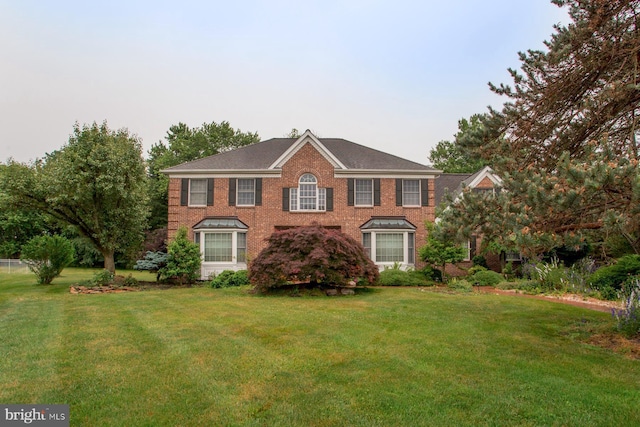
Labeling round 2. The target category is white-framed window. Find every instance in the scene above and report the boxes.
[199,231,247,263]
[505,251,521,262]
[355,179,373,206]
[289,174,326,212]
[189,179,208,206]
[402,179,421,206]
[463,240,471,261]
[362,231,416,266]
[237,178,255,206]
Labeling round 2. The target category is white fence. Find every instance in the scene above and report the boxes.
[0,259,28,273]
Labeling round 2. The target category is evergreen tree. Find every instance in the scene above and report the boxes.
[440,0,640,257]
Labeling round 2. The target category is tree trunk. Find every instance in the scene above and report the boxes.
[103,250,116,274]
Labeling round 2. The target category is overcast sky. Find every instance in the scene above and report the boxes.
[0,1,568,165]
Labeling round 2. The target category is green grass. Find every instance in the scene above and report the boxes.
[1,268,639,426]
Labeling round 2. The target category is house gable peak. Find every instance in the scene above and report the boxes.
[269,130,347,170]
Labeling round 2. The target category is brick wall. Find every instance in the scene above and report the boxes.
[167,142,436,267]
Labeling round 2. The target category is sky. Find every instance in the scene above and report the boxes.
[0,1,569,165]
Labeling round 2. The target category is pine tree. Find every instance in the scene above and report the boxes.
[440,0,640,256]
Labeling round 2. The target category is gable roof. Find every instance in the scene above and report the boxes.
[434,167,502,206]
[162,130,439,175]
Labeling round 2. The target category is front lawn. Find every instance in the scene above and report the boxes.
[1,269,638,426]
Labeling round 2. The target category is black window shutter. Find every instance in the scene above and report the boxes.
[421,179,429,206]
[347,179,354,206]
[282,188,290,211]
[326,188,333,211]
[255,178,262,206]
[206,178,214,206]
[180,179,189,206]
[228,178,236,206]
[470,236,477,259]
[396,179,403,206]
[374,179,381,206]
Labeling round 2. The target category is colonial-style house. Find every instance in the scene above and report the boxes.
[163,130,440,279]
[434,166,507,275]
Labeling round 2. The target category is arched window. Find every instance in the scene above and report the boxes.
[289,173,326,211]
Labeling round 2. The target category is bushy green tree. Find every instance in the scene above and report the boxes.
[249,224,379,292]
[1,122,149,273]
[160,227,201,285]
[418,223,465,282]
[439,0,640,258]
[20,235,75,284]
[428,114,489,173]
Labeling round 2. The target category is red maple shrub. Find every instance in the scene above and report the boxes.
[249,223,379,292]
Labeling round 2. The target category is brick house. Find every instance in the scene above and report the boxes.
[163,130,440,279]
[434,166,508,275]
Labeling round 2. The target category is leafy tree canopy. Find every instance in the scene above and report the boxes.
[439,0,640,257]
[428,114,489,173]
[1,121,149,272]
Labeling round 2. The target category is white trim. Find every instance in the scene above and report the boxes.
[165,170,281,179]
[362,229,416,269]
[335,170,438,179]
[270,130,347,170]
[188,178,208,207]
[467,166,502,188]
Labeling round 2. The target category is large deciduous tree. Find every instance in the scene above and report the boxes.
[1,122,149,272]
[428,114,489,173]
[439,0,640,257]
[147,121,260,228]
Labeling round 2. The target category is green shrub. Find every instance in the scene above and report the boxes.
[160,227,201,285]
[496,280,542,293]
[20,235,75,284]
[92,269,115,286]
[377,269,427,286]
[210,270,250,288]
[589,255,640,297]
[448,278,473,292]
[472,255,488,268]
[469,270,503,287]
[467,265,487,276]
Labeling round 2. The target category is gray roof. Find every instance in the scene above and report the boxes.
[360,217,417,230]
[434,173,472,206]
[162,137,438,173]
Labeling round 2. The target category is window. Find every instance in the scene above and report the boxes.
[288,174,327,212]
[402,180,420,206]
[193,217,249,265]
[505,251,521,262]
[237,179,255,206]
[376,233,404,262]
[463,240,471,261]
[189,179,208,206]
[355,179,373,206]
[180,178,213,207]
[360,218,416,267]
[204,233,232,262]
[201,232,247,263]
[396,179,428,207]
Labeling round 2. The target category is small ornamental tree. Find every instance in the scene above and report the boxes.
[20,235,75,284]
[160,227,201,285]
[249,224,379,292]
[418,223,465,282]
